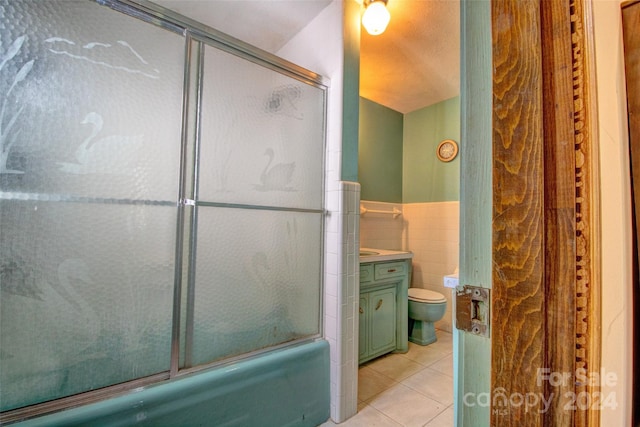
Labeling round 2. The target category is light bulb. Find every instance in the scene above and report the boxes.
[362,1,390,36]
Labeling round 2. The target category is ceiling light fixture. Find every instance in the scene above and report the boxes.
[362,0,390,36]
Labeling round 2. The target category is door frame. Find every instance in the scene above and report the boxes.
[622,0,640,424]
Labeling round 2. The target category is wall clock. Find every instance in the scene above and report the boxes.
[436,139,458,162]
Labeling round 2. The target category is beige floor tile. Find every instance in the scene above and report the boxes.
[401,367,454,406]
[366,353,425,381]
[319,404,402,427]
[435,330,453,344]
[366,383,446,427]
[424,406,454,427]
[343,329,454,427]
[403,342,451,367]
[423,339,453,356]
[358,366,397,401]
[430,354,453,377]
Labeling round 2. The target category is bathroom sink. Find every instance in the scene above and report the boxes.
[359,250,379,256]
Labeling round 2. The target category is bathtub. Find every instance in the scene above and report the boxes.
[16,340,329,427]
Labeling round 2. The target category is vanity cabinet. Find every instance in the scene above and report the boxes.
[358,258,410,364]
[359,284,398,362]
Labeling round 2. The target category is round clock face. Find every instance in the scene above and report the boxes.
[437,139,458,162]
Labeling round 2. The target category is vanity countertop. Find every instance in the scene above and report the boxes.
[359,248,414,263]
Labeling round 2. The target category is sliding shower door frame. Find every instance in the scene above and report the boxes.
[105,0,330,88]
[0,0,329,422]
[106,0,331,378]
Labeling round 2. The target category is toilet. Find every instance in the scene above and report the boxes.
[408,288,447,345]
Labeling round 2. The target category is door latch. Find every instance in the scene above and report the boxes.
[455,285,490,338]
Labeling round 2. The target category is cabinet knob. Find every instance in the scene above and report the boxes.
[375,299,383,310]
[359,307,364,314]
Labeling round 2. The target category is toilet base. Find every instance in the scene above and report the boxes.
[408,319,437,346]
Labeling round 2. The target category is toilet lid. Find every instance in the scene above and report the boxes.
[408,288,446,303]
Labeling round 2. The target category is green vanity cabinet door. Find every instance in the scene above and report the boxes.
[368,287,397,356]
[358,283,398,364]
[358,257,410,364]
[359,295,368,360]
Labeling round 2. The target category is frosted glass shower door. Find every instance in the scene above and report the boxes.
[189,44,326,366]
[0,0,184,411]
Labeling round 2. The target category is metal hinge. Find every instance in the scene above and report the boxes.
[455,285,490,338]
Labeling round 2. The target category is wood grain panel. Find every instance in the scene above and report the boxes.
[569,2,601,426]
[489,1,601,425]
[491,0,545,425]
[540,1,577,425]
[623,2,640,248]
[623,1,640,168]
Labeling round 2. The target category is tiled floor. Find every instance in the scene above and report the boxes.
[321,330,454,427]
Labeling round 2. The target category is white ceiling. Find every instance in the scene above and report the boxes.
[152,0,460,114]
[360,0,460,113]
[153,0,333,53]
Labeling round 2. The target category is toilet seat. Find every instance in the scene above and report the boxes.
[408,288,446,303]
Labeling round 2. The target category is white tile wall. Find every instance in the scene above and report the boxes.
[359,200,460,333]
[324,181,360,422]
[403,202,459,333]
[359,201,406,250]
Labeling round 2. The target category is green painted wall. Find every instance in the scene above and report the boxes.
[341,0,361,182]
[358,96,460,203]
[358,98,404,202]
[403,96,460,203]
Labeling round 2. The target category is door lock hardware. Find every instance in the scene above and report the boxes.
[455,285,490,338]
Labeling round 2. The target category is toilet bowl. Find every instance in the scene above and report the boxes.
[408,288,447,345]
